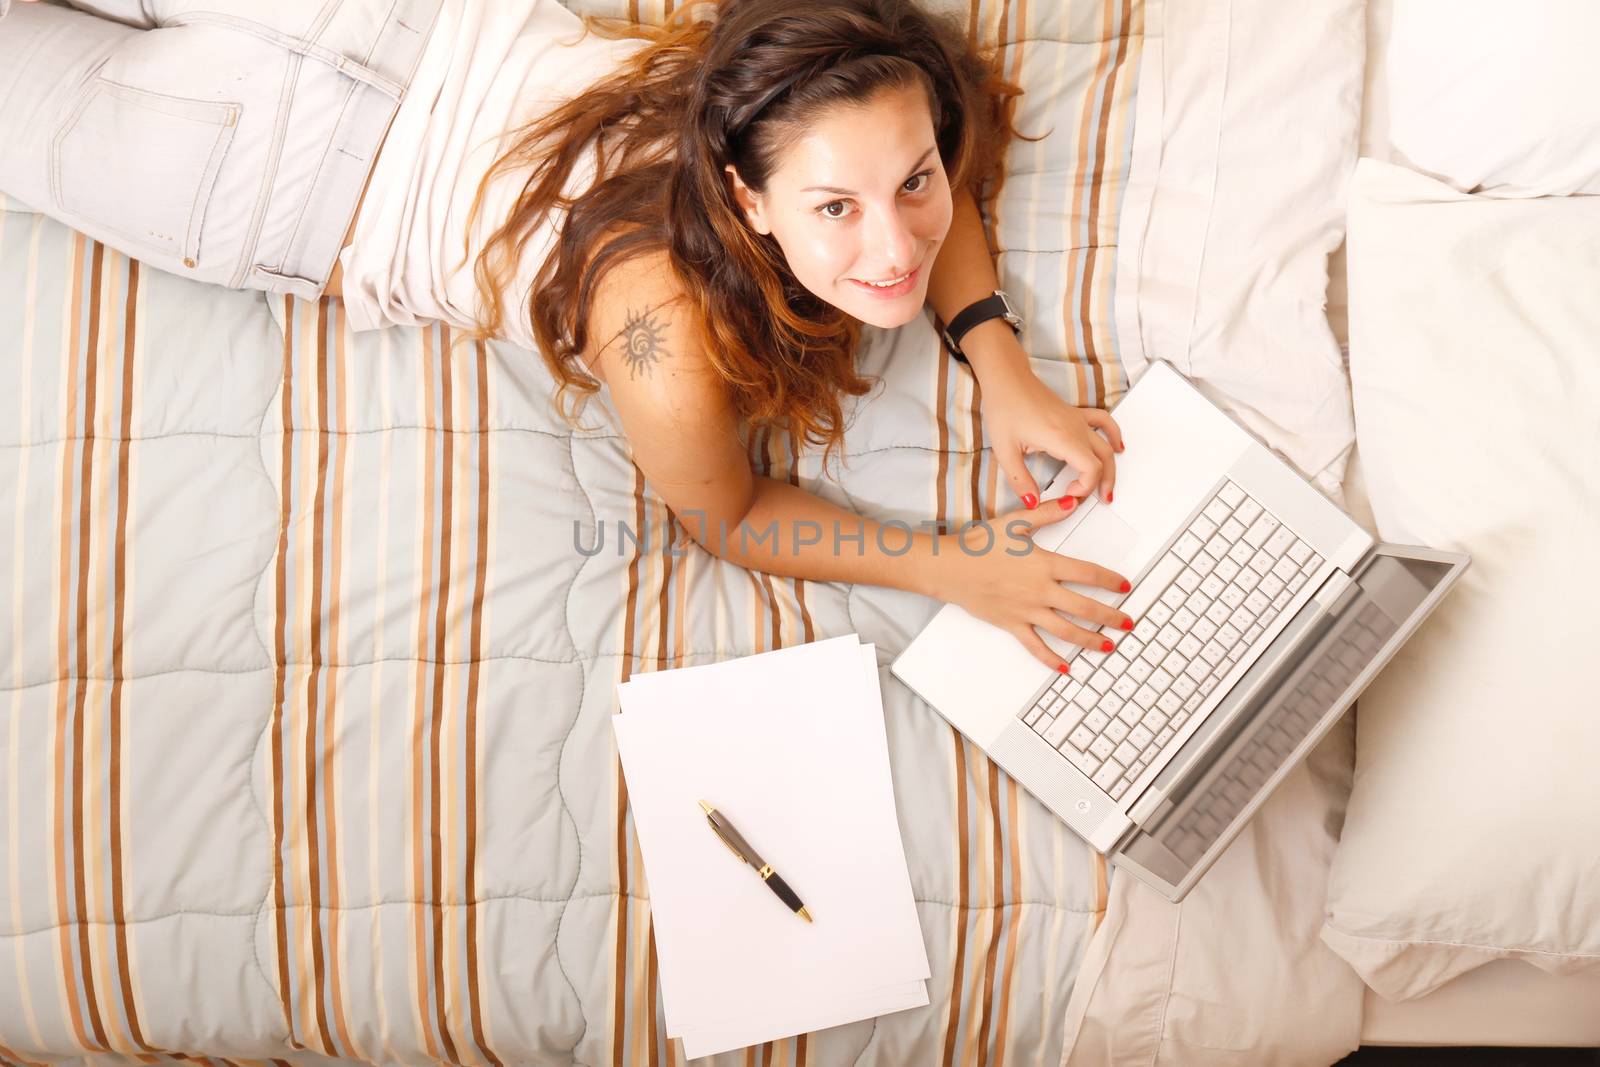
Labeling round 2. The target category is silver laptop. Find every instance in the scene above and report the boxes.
[890,360,1469,902]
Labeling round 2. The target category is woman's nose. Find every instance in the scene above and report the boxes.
[865,207,919,273]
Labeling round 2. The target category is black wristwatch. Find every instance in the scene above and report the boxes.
[940,289,1024,364]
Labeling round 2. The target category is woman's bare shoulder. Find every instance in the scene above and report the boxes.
[584,244,751,536]
[582,246,701,387]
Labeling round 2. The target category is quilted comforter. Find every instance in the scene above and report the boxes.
[1,0,1150,1063]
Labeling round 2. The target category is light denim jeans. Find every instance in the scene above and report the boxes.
[0,0,442,299]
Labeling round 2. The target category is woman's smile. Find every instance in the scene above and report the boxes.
[847,261,923,299]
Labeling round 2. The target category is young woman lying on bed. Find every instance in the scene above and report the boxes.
[0,0,1133,672]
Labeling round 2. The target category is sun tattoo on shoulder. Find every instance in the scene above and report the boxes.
[620,306,670,379]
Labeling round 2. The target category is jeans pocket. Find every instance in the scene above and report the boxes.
[50,77,239,267]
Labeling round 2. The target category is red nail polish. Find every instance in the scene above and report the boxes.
[1023,492,1038,509]
[1057,663,1071,675]
[1120,618,1134,631]
[1058,496,1074,510]
[1105,490,1114,504]
[1100,639,1114,653]
[1119,580,1131,593]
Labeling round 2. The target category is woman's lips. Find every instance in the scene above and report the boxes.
[848,263,920,299]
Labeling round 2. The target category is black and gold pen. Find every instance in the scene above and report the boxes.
[698,800,813,923]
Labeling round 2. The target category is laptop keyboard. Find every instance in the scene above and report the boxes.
[1164,598,1393,865]
[1020,479,1325,801]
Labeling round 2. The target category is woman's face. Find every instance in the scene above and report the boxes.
[726,82,954,330]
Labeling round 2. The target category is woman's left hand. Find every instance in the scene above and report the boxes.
[978,359,1124,509]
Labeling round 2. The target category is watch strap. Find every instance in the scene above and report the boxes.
[940,291,1021,364]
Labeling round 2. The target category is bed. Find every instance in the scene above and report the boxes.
[0,1,1141,1063]
[3,0,1597,1064]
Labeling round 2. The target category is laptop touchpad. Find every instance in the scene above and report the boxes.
[1057,504,1139,607]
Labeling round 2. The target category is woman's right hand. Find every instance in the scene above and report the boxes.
[931,495,1135,673]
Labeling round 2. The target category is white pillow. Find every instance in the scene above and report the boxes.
[1116,0,1363,498]
[1364,0,1600,197]
[1321,158,1600,1001]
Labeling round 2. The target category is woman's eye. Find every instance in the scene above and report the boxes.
[819,173,934,219]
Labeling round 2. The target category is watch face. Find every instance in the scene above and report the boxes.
[995,291,1024,331]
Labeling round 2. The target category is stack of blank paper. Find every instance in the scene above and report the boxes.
[612,633,930,1059]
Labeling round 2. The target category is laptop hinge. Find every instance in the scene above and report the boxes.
[1121,573,1348,828]
[1127,788,1174,828]
[1314,570,1357,613]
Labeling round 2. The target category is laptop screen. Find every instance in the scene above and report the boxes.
[1113,549,1459,894]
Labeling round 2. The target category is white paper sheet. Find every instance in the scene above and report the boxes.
[676,981,929,1059]
[612,635,929,1058]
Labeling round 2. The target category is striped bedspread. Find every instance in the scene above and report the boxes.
[0,1,1145,1063]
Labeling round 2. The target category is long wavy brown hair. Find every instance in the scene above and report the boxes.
[466,0,1040,471]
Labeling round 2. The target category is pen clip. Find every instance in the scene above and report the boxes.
[699,802,748,864]
[708,821,746,863]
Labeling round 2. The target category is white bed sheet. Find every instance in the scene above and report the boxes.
[1361,959,1600,1048]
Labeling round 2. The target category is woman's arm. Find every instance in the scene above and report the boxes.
[921,185,1121,504]
[706,474,949,598]
[923,185,1032,385]
[589,248,1129,662]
